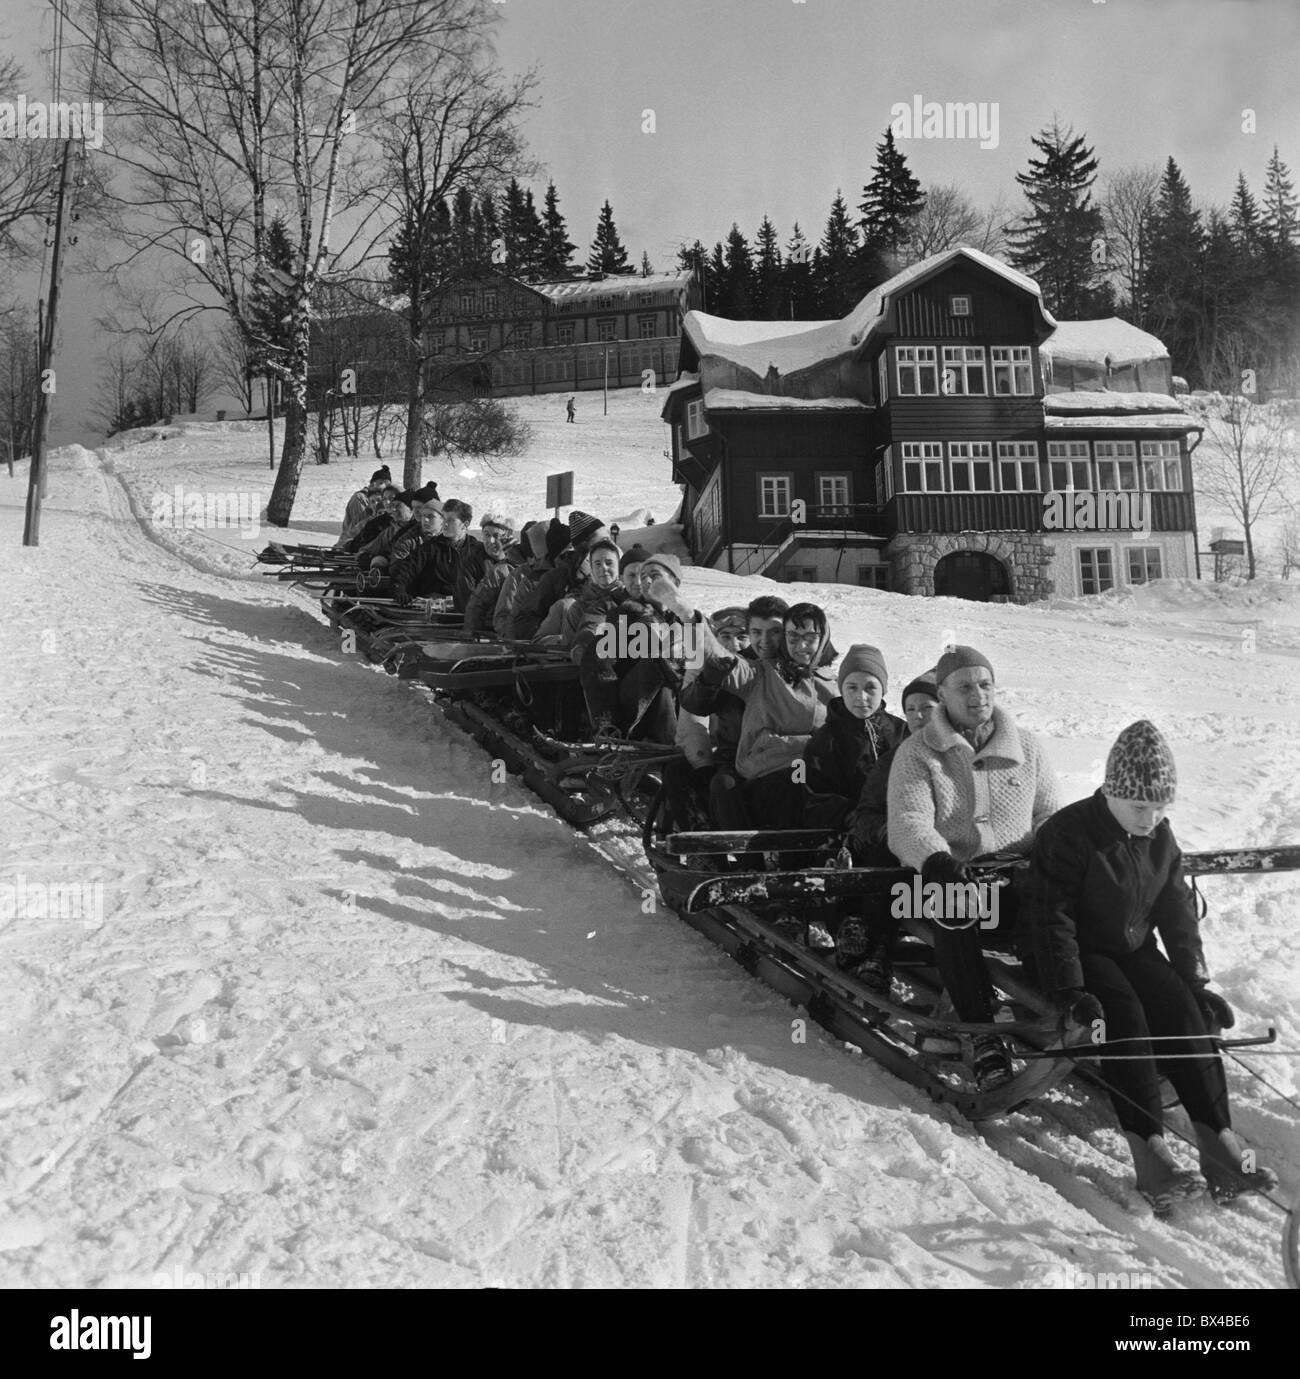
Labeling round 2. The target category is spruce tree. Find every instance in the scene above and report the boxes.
[816,191,861,316]
[1261,145,1300,251]
[639,250,654,277]
[754,216,784,318]
[450,187,477,273]
[1007,119,1108,317]
[586,200,632,275]
[1144,157,1204,381]
[539,181,577,279]
[784,222,816,319]
[716,223,755,318]
[471,194,502,275]
[707,241,726,311]
[1230,171,1262,250]
[859,126,925,263]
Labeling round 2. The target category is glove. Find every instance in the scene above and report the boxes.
[700,654,737,687]
[392,588,413,607]
[356,553,372,571]
[1195,987,1235,1030]
[1060,988,1104,1029]
[921,851,970,887]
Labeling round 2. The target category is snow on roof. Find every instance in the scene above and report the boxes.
[1044,412,1202,432]
[536,271,693,302]
[1041,319,1169,367]
[1044,391,1185,414]
[662,370,700,398]
[703,388,871,412]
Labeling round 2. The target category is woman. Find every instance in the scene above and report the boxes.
[1019,720,1277,1211]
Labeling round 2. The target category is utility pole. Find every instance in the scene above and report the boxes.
[23,138,76,547]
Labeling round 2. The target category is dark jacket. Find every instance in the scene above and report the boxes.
[343,510,396,553]
[513,550,583,641]
[463,545,523,636]
[357,517,419,569]
[389,533,489,611]
[846,735,908,858]
[679,647,754,768]
[803,697,907,829]
[1018,789,1209,998]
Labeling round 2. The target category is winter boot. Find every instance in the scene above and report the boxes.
[770,914,808,948]
[972,1034,1014,1093]
[806,919,837,952]
[1122,1132,1207,1213]
[1193,1123,1279,1203]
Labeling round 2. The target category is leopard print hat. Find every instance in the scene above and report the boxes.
[1102,719,1177,803]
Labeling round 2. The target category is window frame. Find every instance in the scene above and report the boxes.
[555,322,574,346]
[758,473,794,519]
[1095,440,1138,491]
[817,472,852,516]
[896,345,939,397]
[1141,440,1183,492]
[1126,546,1163,584]
[459,292,475,315]
[941,345,987,397]
[637,315,658,340]
[483,290,498,314]
[685,397,708,441]
[949,294,972,318]
[1047,440,1092,492]
[997,440,1040,491]
[597,317,618,343]
[1079,547,1116,596]
[900,441,944,493]
[991,346,1034,396]
[948,441,994,493]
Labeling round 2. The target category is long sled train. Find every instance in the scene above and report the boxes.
[259,540,1299,1277]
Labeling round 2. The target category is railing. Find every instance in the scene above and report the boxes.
[730,503,889,579]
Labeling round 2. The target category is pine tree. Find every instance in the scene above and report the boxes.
[1230,172,1262,250]
[250,215,296,370]
[539,181,577,279]
[500,178,530,277]
[639,250,654,277]
[1144,157,1204,381]
[1258,147,1300,386]
[586,200,632,275]
[753,215,784,318]
[450,187,477,273]
[1007,119,1108,317]
[707,241,726,311]
[859,126,925,264]
[471,194,502,275]
[1261,145,1299,251]
[714,223,755,318]
[784,222,816,319]
[816,191,861,316]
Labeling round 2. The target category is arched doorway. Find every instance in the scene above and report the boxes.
[933,550,1010,602]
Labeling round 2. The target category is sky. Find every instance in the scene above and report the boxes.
[1,0,1298,447]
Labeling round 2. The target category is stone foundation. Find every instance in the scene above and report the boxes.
[885,531,1055,603]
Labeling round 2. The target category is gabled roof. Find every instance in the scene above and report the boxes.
[1041,319,1169,368]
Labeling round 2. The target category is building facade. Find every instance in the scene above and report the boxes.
[661,247,1203,602]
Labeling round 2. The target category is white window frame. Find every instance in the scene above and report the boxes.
[597,317,618,342]
[877,450,894,502]
[949,295,972,317]
[997,441,1040,491]
[948,441,994,493]
[1141,440,1182,492]
[817,473,852,516]
[685,397,708,440]
[758,474,793,518]
[877,351,888,403]
[1095,440,1138,491]
[896,345,939,397]
[1127,546,1163,584]
[1079,547,1116,596]
[991,346,1034,396]
[942,345,987,396]
[637,315,658,340]
[1047,440,1092,492]
[900,441,944,493]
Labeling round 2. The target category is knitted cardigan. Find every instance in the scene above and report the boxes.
[886,704,1060,871]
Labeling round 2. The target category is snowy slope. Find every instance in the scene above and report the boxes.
[1,400,1297,1289]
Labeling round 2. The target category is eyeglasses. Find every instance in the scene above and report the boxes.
[785,631,820,645]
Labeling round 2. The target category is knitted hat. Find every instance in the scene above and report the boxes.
[370,465,392,484]
[481,511,515,535]
[641,552,682,585]
[409,482,441,507]
[710,606,748,634]
[837,644,888,693]
[588,536,621,561]
[936,644,995,686]
[900,667,940,706]
[545,516,569,561]
[568,510,604,548]
[527,522,550,559]
[620,543,651,573]
[1102,720,1177,803]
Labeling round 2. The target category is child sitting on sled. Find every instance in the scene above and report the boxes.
[1019,720,1278,1212]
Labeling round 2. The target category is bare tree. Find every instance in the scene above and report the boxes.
[1277,519,1300,579]
[421,396,530,474]
[77,0,507,526]
[1101,163,1159,322]
[906,184,1011,263]
[378,55,536,488]
[0,305,40,472]
[213,320,257,414]
[1189,367,1292,579]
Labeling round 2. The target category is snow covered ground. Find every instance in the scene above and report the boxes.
[1,392,1297,1289]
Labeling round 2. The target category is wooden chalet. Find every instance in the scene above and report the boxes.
[661,247,1204,602]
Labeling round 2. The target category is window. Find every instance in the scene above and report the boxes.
[510,325,532,349]
[1127,547,1163,584]
[1047,440,1091,491]
[1079,548,1115,595]
[877,352,888,403]
[949,295,972,317]
[597,318,617,342]
[818,474,851,515]
[556,323,574,346]
[638,292,654,306]
[483,291,498,313]
[685,397,708,440]
[759,475,792,517]
[1141,440,1183,491]
[469,334,487,353]
[901,442,944,492]
[942,345,986,396]
[997,441,1040,491]
[949,441,994,492]
[638,315,658,340]
[896,345,939,396]
[459,292,474,314]
[787,567,817,582]
[1095,440,1138,490]
[877,452,893,502]
[431,332,445,354]
[857,566,890,588]
[991,346,1034,396]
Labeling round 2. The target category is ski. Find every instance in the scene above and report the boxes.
[1182,845,1300,875]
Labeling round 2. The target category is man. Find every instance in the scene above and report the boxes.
[566,395,576,423]
[390,498,488,612]
[463,513,520,636]
[886,645,1060,1091]
[364,486,441,572]
[341,484,408,553]
[513,509,608,640]
[336,465,393,547]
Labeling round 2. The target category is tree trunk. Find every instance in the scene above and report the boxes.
[266,368,309,526]
[265,373,276,470]
[402,348,426,492]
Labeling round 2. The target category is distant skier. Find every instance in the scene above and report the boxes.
[565,395,576,423]
[1019,720,1278,1212]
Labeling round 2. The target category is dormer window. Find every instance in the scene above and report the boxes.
[949,295,972,317]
